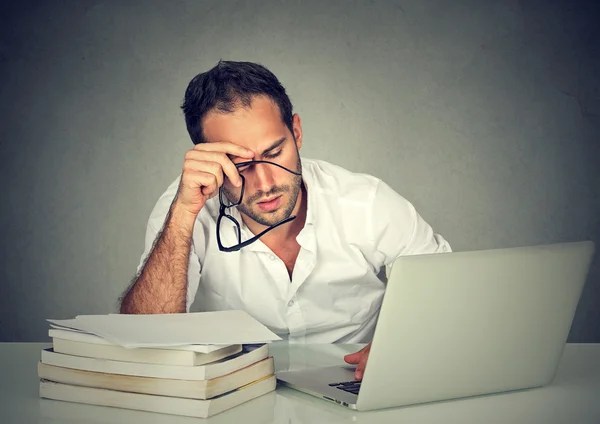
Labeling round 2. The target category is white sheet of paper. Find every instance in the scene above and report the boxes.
[48,310,281,349]
[47,320,224,352]
[46,328,233,353]
[48,320,89,333]
[46,324,228,353]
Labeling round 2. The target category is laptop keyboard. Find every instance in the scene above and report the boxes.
[329,380,361,394]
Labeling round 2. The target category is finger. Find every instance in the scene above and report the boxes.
[355,354,368,380]
[182,171,219,197]
[183,159,224,189]
[202,185,217,196]
[344,343,371,364]
[194,141,255,160]
[185,151,242,187]
[344,352,361,364]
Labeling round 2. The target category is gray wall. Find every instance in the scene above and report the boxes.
[1,0,598,342]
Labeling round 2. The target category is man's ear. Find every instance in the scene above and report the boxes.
[292,114,303,151]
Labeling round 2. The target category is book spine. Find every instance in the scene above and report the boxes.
[53,339,196,366]
[39,376,276,418]
[49,329,111,345]
[41,349,208,380]
[39,379,210,418]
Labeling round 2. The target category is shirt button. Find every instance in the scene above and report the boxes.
[288,300,295,307]
[269,255,276,261]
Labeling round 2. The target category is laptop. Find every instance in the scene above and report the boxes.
[276,241,595,411]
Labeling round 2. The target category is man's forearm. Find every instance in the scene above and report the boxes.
[120,203,196,314]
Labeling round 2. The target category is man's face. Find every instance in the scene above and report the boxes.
[202,95,303,227]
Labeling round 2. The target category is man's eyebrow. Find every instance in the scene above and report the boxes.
[260,137,286,156]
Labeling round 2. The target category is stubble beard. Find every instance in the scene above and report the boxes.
[227,156,303,227]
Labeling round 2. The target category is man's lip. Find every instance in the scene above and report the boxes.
[258,195,282,204]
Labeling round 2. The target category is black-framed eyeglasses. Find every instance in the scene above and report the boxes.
[216,160,302,252]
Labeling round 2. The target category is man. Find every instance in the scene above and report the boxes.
[119,60,451,380]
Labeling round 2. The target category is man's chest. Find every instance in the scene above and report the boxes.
[199,241,384,311]
[270,242,302,279]
[197,243,385,341]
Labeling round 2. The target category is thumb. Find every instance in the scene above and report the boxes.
[344,352,361,364]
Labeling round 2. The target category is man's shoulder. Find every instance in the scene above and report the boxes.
[303,159,385,247]
[302,158,381,201]
[144,176,180,230]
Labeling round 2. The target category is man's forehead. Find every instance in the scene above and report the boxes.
[224,137,287,162]
[202,96,284,141]
[203,120,287,157]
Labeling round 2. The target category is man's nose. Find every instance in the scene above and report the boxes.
[252,163,275,193]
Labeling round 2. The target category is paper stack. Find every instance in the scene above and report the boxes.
[38,310,281,418]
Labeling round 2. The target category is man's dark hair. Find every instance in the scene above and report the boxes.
[181,60,294,145]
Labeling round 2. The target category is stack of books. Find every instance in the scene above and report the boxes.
[38,313,278,418]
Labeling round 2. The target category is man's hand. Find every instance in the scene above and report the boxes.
[175,142,255,217]
[343,342,371,380]
[119,141,254,315]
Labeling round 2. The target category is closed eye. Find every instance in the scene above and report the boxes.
[263,150,282,160]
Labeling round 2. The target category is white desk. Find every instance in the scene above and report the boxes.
[2,342,600,423]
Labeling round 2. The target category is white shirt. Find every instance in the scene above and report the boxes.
[138,158,451,343]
